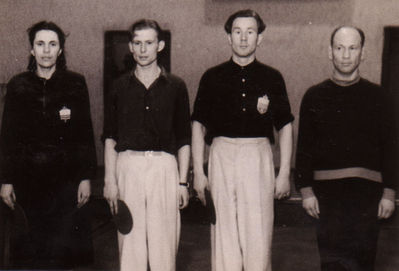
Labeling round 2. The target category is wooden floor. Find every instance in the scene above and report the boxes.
[84,171,399,271]
[81,217,399,271]
[2,168,398,271]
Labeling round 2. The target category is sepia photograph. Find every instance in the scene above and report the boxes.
[0,0,398,270]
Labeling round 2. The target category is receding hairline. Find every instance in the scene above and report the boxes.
[330,26,365,47]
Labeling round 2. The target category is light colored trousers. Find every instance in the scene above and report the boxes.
[116,150,180,271]
[209,137,275,271]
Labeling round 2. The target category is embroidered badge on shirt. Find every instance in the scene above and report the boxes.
[59,106,71,122]
[257,95,269,114]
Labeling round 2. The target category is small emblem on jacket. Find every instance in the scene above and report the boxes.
[59,106,71,122]
[257,95,269,114]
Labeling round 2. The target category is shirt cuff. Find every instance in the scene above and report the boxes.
[191,116,208,129]
[176,138,191,151]
[300,187,315,200]
[274,114,294,131]
[382,188,396,203]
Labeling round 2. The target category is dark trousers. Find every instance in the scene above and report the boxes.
[313,179,382,271]
[10,177,92,269]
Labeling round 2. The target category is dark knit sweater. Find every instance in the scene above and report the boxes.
[295,78,398,191]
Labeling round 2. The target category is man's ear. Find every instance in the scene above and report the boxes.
[58,49,62,56]
[328,46,333,60]
[228,34,232,46]
[31,49,35,56]
[128,41,134,53]
[257,34,263,46]
[157,40,165,53]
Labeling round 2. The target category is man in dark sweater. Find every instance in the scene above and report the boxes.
[295,26,397,271]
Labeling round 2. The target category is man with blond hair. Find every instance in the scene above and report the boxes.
[103,19,191,271]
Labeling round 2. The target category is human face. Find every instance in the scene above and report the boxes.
[129,28,165,68]
[31,30,62,70]
[228,17,262,63]
[329,27,364,80]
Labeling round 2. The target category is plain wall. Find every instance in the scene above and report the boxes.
[1,0,399,166]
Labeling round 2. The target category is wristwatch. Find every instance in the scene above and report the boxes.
[179,182,189,188]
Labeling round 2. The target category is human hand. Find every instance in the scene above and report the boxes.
[274,174,290,200]
[302,196,320,219]
[0,184,16,210]
[77,180,91,208]
[104,182,119,215]
[378,198,395,219]
[179,185,189,209]
[193,172,208,206]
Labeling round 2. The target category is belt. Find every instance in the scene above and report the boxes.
[128,150,163,157]
[213,136,269,145]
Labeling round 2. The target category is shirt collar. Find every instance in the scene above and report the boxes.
[130,65,168,79]
[330,75,361,87]
[31,69,62,83]
[159,66,169,81]
[228,58,258,73]
[129,65,170,86]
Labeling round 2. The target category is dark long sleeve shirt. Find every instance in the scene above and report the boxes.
[192,59,294,144]
[102,69,191,155]
[0,70,97,185]
[295,78,398,191]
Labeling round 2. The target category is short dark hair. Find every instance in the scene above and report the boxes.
[129,19,164,41]
[224,9,266,34]
[330,26,365,47]
[27,21,67,71]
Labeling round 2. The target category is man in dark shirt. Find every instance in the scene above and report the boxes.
[295,26,397,271]
[192,9,294,271]
[102,19,191,271]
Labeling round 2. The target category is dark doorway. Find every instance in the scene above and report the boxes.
[381,27,399,93]
[381,27,399,137]
[381,27,399,118]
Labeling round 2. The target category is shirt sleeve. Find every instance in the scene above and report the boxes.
[0,78,24,185]
[191,71,212,128]
[72,76,97,182]
[269,72,294,130]
[174,80,192,149]
[295,89,316,190]
[102,81,118,142]
[380,88,398,191]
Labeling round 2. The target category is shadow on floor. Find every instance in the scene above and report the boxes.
[79,212,399,271]
[6,168,397,271]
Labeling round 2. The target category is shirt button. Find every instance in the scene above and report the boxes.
[242,108,246,112]
[145,106,150,110]
[242,78,246,83]
[242,93,246,97]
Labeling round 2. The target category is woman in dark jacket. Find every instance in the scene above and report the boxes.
[0,21,97,269]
